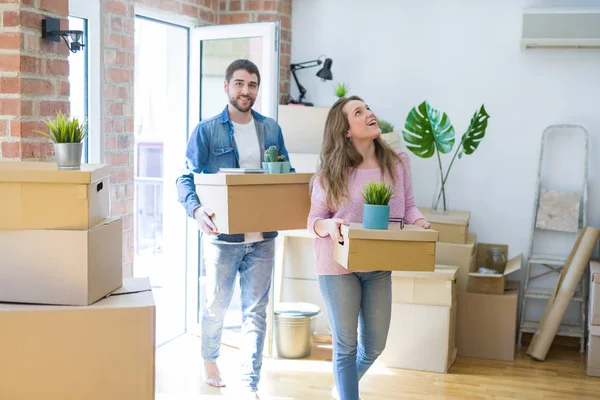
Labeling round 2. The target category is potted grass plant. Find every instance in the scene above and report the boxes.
[377,118,400,149]
[333,82,350,98]
[36,111,87,170]
[361,180,393,230]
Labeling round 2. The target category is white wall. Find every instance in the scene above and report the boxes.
[292,0,600,262]
[291,0,600,326]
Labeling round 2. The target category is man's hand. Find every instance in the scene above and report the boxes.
[414,218,431,229]
[194,206,219,235]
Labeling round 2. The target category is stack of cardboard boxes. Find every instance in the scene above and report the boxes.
[422,207,522,362]
[0,161,156,400]
[588,260,600,377]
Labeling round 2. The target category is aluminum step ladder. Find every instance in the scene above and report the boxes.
[517,124,589,353]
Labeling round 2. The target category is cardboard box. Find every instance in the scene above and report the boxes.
[0,218,123,306]
[194,172,312,234]
[333,223,438,272]
[0,278,155,400]
[435,233,476,292]
[0,161,111,230]
[419,207,470,244]
[590,260,600,327]
[391,265,458,306]
[467,243,522,295]
[587,326,600,377]
[379,302,457,373]
[378,266,457,373]
[456,282,519,361]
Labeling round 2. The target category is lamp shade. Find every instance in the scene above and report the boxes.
[316,58,333,81]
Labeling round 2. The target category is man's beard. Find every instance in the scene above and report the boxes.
[229,95,255,113]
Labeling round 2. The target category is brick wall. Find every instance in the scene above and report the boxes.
[0,0,70,161]
[218,0,292,104]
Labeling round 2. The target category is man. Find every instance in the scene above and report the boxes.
[176,59,293,398]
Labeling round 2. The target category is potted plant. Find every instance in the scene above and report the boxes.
[277,154,291,173]
[35,111,87,170]
[361,180,393,230]
[263,145,284,174]
[402,101,490,215]
[333,82,350,98]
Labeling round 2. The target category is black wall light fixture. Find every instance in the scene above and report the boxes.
[289,55,333,106]
[41,17,85,54]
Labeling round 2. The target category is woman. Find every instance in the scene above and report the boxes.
[307,96,430,400]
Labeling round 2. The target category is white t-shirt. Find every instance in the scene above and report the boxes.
[231,118,263,243]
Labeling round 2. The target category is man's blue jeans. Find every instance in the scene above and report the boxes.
[201,236,275,391]
[318,271,392,400]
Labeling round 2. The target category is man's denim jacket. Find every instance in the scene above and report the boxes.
[176,106,294,243]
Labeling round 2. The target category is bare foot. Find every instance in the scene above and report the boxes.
[204,361,225,387]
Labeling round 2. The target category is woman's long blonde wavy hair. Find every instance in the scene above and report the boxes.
[313,95,401,211]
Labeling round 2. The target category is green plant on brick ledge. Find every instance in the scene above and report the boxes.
[361,180,393,230]
[402,101,490,215]
[34,111,87,171]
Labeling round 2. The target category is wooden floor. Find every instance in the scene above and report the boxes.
[156,334,600,399]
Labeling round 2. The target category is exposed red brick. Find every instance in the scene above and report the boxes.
[0,32,21,50]
[3,11,19,27]
[220,13,249,24]
[20,55,38,73]
[105,0,128,15]
[20,11,43,30]
[106,68,130,83]
[0,77,21,94]
[121,35,134,51]
[11,120,48,138]
[200,9,215,23]
[161,0,180,12]
[40,0,68,15]
[0,99,22,115]
[1,141,21,158]
[21,78,54,95]
[230,0,241,11]
[0,54,20,72]
[106,151,128,166]
[0,120,7,137]
[39,100,69,117]
[59,81,69,96]
[111,16,123,31]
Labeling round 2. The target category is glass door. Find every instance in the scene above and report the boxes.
[186,21,280,350]
[133,15,190,347]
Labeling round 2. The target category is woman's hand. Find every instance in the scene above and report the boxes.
[414,218,431,229]
[314,218,349,242]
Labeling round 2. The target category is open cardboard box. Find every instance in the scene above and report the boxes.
[467,243,522,295]
[419,207,470,244]
[0,218,123,306]
[0,278,155,400]
[333,223,438,272]
[194,172,312,234]
[0,161,111,230]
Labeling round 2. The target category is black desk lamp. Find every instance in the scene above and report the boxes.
[289,55,333,106]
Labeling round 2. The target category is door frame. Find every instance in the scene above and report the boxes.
[186,21,281,357]
[68,0,101,163]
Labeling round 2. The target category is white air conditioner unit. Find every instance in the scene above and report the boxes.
[521,8,600,49]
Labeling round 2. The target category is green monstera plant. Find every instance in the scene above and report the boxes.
[402,101,490,214]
